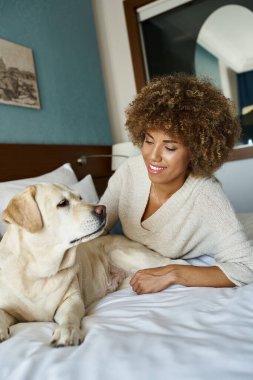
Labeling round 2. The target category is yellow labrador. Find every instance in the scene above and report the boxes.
[0,184,122,346]
[0,183,173,347]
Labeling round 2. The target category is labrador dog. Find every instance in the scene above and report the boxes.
[0,183,172,347]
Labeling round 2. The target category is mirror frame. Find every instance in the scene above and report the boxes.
[123,0,253,161]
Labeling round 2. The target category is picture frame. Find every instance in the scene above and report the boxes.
[0,38,40,109]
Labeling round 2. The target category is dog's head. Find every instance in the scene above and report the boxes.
[2,183,106,247]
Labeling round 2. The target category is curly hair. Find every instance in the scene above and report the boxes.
[125,73,241,177]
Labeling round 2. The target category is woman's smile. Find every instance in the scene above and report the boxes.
[148,163,166,174]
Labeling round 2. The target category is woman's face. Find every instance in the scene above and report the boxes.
[141,129,191,187]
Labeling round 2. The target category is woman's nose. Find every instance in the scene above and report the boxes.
[150,145,162,162]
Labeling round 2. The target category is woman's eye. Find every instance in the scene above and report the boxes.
[57,198,69,208]
[144,139,153,144]
[165,146,176,152]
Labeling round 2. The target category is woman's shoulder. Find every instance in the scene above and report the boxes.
[126,154,144,168]
[116,154,145,176]
[108,154,146,186]
[182,175,222,200]
[189,175,223,193]
[196,175,226,196]
[192,175,237,218]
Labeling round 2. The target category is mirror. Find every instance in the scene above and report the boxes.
[124,0,253,160]
[195,4,253,145]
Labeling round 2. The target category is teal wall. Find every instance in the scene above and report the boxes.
[0,0,112,145]
[195,44,222,90]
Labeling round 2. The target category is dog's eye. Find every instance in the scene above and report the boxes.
[57,198,69,208]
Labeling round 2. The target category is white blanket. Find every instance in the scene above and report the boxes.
[1,279,253,380]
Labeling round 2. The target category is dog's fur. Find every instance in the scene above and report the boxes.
[0,184,172,346]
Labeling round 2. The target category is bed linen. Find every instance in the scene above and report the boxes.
[0,197,252,380]
[0,267,253,380]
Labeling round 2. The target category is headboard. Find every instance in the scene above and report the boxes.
[0,144,112,196]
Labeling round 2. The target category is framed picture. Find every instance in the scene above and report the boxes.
[0,38,40,109]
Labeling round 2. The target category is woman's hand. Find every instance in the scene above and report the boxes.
[130,264,235,294]
[130,265,177,294]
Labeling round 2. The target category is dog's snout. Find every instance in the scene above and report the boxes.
[93,205,106,221]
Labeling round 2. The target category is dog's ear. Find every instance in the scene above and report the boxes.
[2,186,43,233]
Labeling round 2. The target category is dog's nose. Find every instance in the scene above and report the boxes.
[93,205,106,221]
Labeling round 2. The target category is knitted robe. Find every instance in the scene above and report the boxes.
[100,155,253,286]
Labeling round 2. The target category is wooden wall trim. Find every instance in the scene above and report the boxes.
[123,0,154,92]
[229,145,253,161]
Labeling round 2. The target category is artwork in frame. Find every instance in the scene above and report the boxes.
[0,38,40,109]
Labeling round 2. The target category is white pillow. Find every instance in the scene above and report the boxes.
[70,175,99,204]
[0,163,78,237]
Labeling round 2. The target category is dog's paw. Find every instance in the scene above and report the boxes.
[0,327,10,342]
[50,324,84,347]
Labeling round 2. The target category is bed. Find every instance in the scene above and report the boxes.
[0,143,253,380]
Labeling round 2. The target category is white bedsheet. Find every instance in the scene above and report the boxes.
[1,280,253,380]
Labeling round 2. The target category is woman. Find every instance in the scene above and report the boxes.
[100,73,253,294]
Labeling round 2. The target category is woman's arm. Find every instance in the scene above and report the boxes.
[130,264,235,294]
[100,164,125,232]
